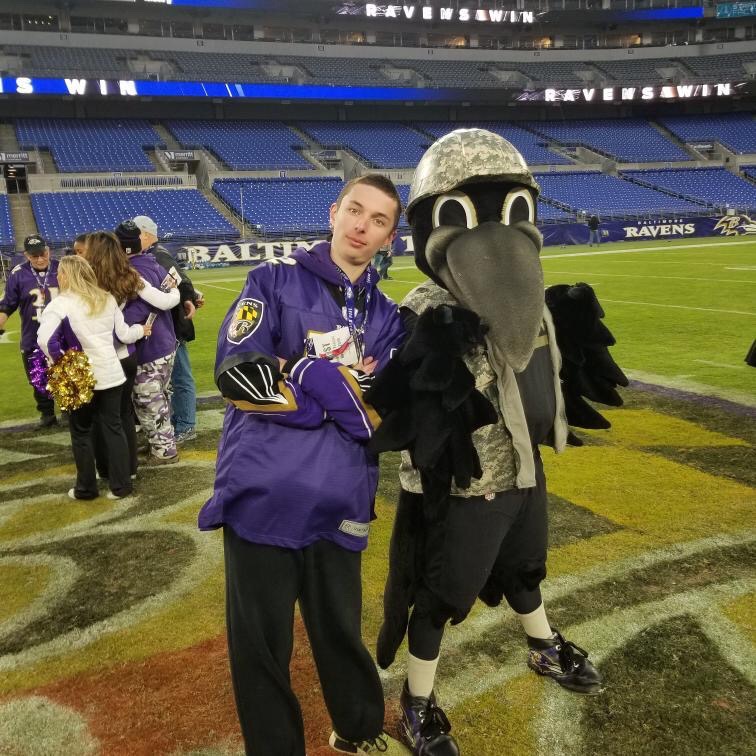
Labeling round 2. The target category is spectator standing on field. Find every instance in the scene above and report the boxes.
[37,255,150,500]
[114,220,179,465]
[587,214,601,246]
[0,235,60,427]
[133,215,204,444]
[86,230,179,477]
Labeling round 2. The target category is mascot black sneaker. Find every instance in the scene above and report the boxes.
[329,731,389,754]
[527,630,604,694]
[399,681,460,756]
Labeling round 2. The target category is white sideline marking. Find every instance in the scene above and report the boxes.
[543,270,756,285]
[193,281,245,294]
[726,266,756,271]
[626,369,756,406]
[379,530,756,692]
[541,239,756,259]
[693,359,747,370]
[0,449,45,466]
[601,298,755,316]
[536,578,756,756]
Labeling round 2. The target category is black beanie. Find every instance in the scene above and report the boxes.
[114,220,142,256]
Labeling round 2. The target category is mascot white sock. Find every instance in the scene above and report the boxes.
[517,603,552,639]
[407,653,440,698]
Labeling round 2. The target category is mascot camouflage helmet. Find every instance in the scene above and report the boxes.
[407,128,540,221]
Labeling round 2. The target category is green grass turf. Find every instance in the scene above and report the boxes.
[0,236,753,423]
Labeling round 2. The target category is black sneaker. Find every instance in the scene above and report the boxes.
[399,681,459,756]
[39,414,58,428]
[329,730,389,754]
[527,630,604,694]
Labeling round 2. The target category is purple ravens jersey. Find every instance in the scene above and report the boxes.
[0,259,60,352]
[199,242,405,552]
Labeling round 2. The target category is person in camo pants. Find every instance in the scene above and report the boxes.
[114,220,179,465]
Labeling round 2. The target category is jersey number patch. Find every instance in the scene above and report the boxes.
[227,298,264,344]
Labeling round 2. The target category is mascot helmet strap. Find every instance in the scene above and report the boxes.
[407,128,540,221]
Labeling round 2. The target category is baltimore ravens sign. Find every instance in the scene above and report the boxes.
[227,298,264,344]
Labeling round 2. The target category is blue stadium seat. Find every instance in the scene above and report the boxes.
[166,120,312,170]
[535,172,705,216]
[16,119,163,173]
[417,121,572,165]
[529,119,690,162]
[297,122,431,169]
[0,195,14,254]
[657,114,756,155]
[213,177,410,236]
[621,168,756,210]
[30,189,238,245]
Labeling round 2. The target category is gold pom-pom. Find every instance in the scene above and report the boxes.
[47,349,96,412]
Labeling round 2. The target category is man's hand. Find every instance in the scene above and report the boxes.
[142,322,153,338]
[194,291,205,309]
[183,300,196,320]
[353,356,377,375]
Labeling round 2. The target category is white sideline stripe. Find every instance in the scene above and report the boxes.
[541,239,756,259]
[191,281,243,293]
[535,578,756,756]
[601,298,755,316]
[379,530,756,691]
[626,369,756,407]
[543,270,756,285]
[693,359,748,370]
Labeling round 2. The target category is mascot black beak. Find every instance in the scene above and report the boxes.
[425,220,545,373]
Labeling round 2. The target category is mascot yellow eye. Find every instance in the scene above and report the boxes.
[501,188,536,226]
[432,191,478,230]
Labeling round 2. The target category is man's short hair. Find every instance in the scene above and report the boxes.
[335,174,403,230]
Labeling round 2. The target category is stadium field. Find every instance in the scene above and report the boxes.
[1,237,753,424]
[0,237,753,755]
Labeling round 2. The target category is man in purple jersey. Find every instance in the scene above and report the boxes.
[0,235,60,426]
[199,175,405,756]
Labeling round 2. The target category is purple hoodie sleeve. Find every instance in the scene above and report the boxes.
[215,263,326,428]
[289,357,382,441]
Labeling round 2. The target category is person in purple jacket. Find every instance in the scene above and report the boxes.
[199,175,405,756]
[0,235,60,427]
[114,220,179,464]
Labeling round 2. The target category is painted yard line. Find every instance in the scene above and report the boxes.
[627,370,756,407]
[726,266,756,271]
[543,270,756,285]
[190,276,248,285]
[379,530,756,690]
[600,298,755,316]
[435,578,755,717]
[541,239,756,259]
[0,485,220,674]
[693,359,748,370]
[192,281,245,294]
[535,578,756,756]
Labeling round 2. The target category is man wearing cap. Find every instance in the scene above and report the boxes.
[0,235,60,426]
[133,215,204,444]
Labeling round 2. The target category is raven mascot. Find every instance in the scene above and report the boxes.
[365,129,628,755]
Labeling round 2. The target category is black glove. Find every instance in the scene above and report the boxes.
[546,282,628,430]
[366,305,497,519]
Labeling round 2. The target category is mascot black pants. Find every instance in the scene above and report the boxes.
[409,455,548,659]
[223,527,384,756]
